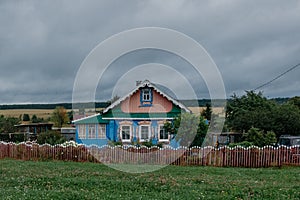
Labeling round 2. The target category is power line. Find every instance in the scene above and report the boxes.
[254,62,300,91]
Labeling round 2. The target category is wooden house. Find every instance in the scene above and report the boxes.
[73,80,191,147]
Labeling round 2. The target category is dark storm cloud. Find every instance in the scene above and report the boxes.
[0,0,300,104]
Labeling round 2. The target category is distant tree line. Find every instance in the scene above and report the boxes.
[0,98,291,110]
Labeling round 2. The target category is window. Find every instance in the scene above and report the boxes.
[142,88,151,101]
[159,125,168,141]
[121,125,131,141]
[140,125,150,141]
[140,88,152,106]
[88,124,96,139]
[78,124,86,139]
[98,124,106,139]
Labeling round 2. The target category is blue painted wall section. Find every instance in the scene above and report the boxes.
[75,124,108,146]
[75,120,181,148]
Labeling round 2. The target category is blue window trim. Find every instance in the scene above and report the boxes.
[140,88,153,107]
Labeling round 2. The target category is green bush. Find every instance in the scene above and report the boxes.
[0,133,26,143]
[37,131,65,145]
[243,127,277,147]
[107,140,124,146]
[10,133,26,143]
[140,140,163,148]
[141,141,153,148]
[228,141,253,148]
[0,133,10,142]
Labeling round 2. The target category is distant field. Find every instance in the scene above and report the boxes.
[0,159,299,199]
[188,107,225,115]
[0,109,54,119]
[0,107,224,119]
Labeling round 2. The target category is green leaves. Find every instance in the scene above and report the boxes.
[164,113,208,147]
[243,127,277,147]
[0,115,20,133]
[37,131,65,145]
[226,91,300,137]
[274,103,300,136]
[201,103,212,120]
[22,114,30,121]
[51,106,69,128]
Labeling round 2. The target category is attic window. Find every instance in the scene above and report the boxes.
[142,88,151,101]
[140,88,153,106]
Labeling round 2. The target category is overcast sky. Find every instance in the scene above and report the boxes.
[1,0,300,104]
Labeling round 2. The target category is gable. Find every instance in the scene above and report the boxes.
[103,80,191,114]
[73,81,191,123]
[120,88,173,113]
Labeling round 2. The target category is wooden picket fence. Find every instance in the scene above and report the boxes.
[0,141,300,167]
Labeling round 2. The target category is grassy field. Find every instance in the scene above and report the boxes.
[0,107,224,119]
[0,109,54,119]
[0,160,299,199]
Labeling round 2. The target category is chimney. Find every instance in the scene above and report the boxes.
[136,80,142,86]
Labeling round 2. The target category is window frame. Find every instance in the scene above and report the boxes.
[88,124,96,139]
[139,125,151,142]
[142,88,151,101]
[140,88,153,107]
[158,125,169,142]
[120,125,131,142]
[78,124,86,139]
[97,124,106,139]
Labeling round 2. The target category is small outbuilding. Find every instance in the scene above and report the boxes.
[15,123,54,134]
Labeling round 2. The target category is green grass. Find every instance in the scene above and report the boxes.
[0,159,299,199]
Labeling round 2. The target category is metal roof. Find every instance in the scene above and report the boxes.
[72,113,108,124]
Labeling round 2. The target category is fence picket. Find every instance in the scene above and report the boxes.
[0,142,299,167]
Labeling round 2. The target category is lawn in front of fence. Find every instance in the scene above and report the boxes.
[0,159,299,199]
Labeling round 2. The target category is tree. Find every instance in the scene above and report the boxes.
[0,116,20,133]
[288,96,300,109]
[51,106,69,128]
[22,114,30,121]
[31,114,44,123]
[226,92,300,138]
[37,131,65,145]
[201,103,212,120]
[31,114,38,123]
[67,110,74,122]
[225,91,277,133]
[164,113,208,147]
[272,103,300,137]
